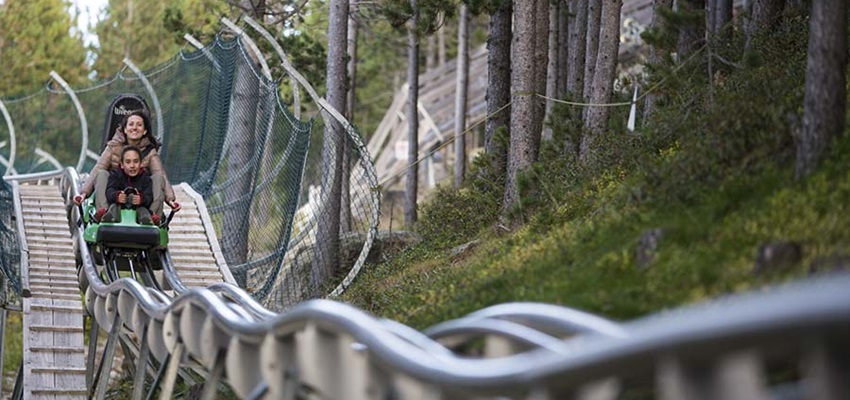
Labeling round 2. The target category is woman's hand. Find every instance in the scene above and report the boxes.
[117,192,127,204]
[167,200,181,212]
[73,195,85,205]
[131,195,141,206]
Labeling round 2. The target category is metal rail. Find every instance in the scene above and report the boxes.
[59,163,850,400]
[0,99,16,176]
[48,71,89,171]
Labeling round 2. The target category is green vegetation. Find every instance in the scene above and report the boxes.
[340,12,850,329]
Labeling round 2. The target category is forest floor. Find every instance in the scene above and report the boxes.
[340,13,850,330]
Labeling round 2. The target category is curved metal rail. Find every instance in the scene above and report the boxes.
[53,166,850,399]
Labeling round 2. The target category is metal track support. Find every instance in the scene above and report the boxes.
[49,71,89,171]
[159,342,185,400]
[0,99,16,175]
[93,313,122,399]
[133,321,152,400]
[124,59,165,143]
[201,349,227,400]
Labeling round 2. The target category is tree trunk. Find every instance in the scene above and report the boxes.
[796,0,847,178]
[438,22,447,66]
[426,34,437,71]
[566,0,587,97]
[533,0,549,140]
[314,0,348,292]
[677,0,705,60]
[713,0,733,35]
[644,0,673,123]
[556,0,569,98]
[454,4,470,187]
[581,0,622,163]
[221,48,258,270]
[544,0,560,141]
[745,0,786,51]
[405,0,420,227]
[484,0,512,178]
[342,5,359,233]
[583,0,602,100]
[503,0,540,221]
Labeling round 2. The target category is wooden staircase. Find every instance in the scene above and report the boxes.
[16,181,86,399]
[168,184,235,288]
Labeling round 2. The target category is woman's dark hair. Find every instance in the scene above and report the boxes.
[120,110,160,150]
[121,145,142,161]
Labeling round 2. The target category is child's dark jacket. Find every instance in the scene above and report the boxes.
[106,168,154,208]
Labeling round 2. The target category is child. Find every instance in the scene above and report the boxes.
[102,145,156,225]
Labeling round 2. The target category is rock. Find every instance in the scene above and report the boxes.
[753,241,802,275]
[449,240,481,260]
[635,228,664,269]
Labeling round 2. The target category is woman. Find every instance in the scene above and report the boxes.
[74,110,180,220]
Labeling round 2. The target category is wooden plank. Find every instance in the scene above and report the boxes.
[26,303,56,398]
[30,325,85,333]
[28,269,78,278]
[54,306,85,395]
[28,286,81,295]
[29,304,84,314]
[31,291,83,301]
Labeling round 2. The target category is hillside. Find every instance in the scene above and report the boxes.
[340,9,850,329]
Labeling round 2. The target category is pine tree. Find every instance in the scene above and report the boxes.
[0,0,88,96]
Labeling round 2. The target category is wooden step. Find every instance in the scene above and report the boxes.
[30,388,87,396]
[30,325,84,333]
[29,304,84,314]
[22,210,66,218]
[171,254,218,262]
[30,272,78,281]
[30,346,85,354]
[173,262,220,271]
[168,243,213,251]
[29,286,81,295]
[30,367,87,374]
[25,237,73,246]
[170,228,207,235]
[178,277,223,286]
[168,233,211,241]
[29,257,76,266]
[22,230,73,239]
[31,292,82,301]
[27,240,74,252]
[29,279,79,287]
[29,266,78,275]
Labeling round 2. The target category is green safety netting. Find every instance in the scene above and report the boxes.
[0,31,379,312]
[0,178,22,309]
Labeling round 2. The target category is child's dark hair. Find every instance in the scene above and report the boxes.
[121,145,142,161]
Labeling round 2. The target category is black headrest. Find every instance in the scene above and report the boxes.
[102,94,150,151]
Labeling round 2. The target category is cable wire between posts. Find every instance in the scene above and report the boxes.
[377,42,711,188]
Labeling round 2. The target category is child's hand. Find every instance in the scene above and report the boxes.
[131,195,141,206]
[117,192,127,204]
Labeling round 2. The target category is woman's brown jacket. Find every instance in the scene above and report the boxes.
[80,132,175,202]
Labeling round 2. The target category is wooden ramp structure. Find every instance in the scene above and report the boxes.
[10,176,234,398]
[167,183,235,288]
[367,0,718,193]
[14,179,86,399]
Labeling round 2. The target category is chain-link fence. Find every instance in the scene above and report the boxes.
[0,29,379,312]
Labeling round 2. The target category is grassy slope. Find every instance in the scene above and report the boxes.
[340,11,850,329]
